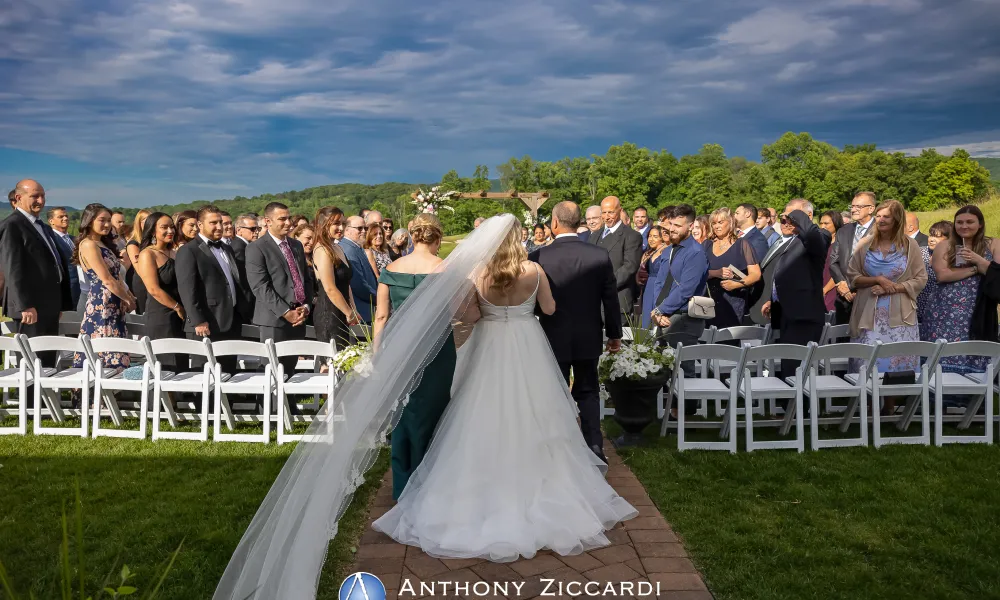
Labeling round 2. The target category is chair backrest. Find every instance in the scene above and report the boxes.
[936,340,1000,361]
[698,326,717,344]
[82,336,148,369]
[271,339,337,360]
[825,310,836,325]
[809,342,879,366]
[674,342,745,365]
[713,326,767,344]
[0,335,22,354]
[744,342,815,371]
[16,335,85,375]
[148,337,215,366]
[868,340,944,378]
[821,324,851,344]
[210,339,270,358]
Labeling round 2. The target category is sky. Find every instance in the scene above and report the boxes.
[2,0,999,208]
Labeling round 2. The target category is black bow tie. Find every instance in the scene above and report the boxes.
[207,240,224,249]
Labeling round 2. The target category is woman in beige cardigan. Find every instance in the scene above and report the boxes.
[847,199,927,414]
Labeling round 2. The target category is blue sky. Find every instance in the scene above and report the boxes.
[2,0,999,208]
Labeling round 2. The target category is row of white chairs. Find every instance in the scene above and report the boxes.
[0,334,343,444]
[660,338,1000,452]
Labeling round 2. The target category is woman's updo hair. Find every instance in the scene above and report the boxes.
[409,213,443,245]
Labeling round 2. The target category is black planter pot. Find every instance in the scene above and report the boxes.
[606,373,668,435]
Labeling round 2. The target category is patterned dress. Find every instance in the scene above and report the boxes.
[916,246,938,341]
[921,248,993,374]
[372,249,392,273]
[72,245,130,371]
[849,246,919,374]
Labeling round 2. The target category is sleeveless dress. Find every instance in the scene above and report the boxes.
[313,252,354,350]
[373,271,637,562]
[72,246,130,370]
[921,248,993,374]
[378,270,457,500]
[703,238,757,328]
[143,257,185,368]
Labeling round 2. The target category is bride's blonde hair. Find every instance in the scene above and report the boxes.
[485,221,527,291]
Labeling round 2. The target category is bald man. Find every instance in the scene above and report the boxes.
[0,180,73,369]
[589,196,643,320]
[906,212,928,247]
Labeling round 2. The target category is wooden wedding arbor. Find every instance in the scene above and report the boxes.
[411,190,551,220]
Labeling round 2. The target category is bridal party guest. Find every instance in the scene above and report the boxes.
[819,210,844,313]
[312,207,357,351]
[173,210,198,248]
[246,202,313,377]
[638,225,669,328]
[45,206,81,309]
[651,204,709,348]
[388,228,409,261]
[364,222,392,276]
[917,221,952,340]
[373,213,456,500]
[340,215,379,323]
[135,213,185,369]
[71,203,136,373]
[591,196,643,322]
[703,207,760,328]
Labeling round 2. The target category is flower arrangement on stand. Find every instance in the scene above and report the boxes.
[521,210,549,228]
[598,322,675,447]
[412,186,460,215]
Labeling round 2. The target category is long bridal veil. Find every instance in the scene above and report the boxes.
[214,214,519,600]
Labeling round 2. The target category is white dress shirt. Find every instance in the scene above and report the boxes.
[200,234,237,302]
[555,233,578,240]
[601,221,622,239]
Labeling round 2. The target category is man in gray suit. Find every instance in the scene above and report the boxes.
[589,196,643,321]
[245,202,313,375]
[829,191,876,323]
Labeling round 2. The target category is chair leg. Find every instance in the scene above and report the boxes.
[659,392,675,437]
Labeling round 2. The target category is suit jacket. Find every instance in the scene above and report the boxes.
[175,236,251,335]
[52,232,81,308]
[741,227,770,264]
[771,211,829,325]
[636,225,650,251]
[578,230,591,243]
[912,231,929,247]
[0,210,73,320]
[245,234,314,329]
[339,237,378,322]
[589,223,643,314]
[230,236,248,264]
[748,236,793,325]
[530,236,621,363]
[828,221,872,286]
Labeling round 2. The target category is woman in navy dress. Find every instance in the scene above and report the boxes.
[639,226,668,328]
[71,204,136,372]
[702,207,761,329]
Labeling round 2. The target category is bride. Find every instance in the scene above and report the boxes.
[371,219,636,561]
[214,214,635,599]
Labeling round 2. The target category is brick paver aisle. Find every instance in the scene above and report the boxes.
[352,442,711,599]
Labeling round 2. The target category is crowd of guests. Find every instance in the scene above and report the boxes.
[0,179,422,397]
[4,178,1000,416]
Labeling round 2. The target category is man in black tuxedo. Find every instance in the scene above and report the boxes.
[0,179,73,346]
[531,201,622,463]
[748,231,794,325]
[245,202,313,375]
[589,196,643,321]
[176,205,252,375]
[761,199,829,382]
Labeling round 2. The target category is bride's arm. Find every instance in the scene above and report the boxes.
[534,265,556,315]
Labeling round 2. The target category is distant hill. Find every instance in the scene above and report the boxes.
[975,157,1000,183]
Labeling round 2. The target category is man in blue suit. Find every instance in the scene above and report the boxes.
[340,215,378,323]
[45,206,80,308]
[735,203,770,263]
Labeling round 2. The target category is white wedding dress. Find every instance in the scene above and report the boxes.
[372,270,638,562]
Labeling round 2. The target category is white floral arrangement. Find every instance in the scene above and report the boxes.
[598,342,675,384]
[412,186,460,214]
[521,210,549,227]
[331,341,373,378]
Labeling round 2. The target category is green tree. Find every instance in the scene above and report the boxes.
[591,143,665,213]
[911,149,993,210]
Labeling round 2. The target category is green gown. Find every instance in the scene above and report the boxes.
[379,270,457,500]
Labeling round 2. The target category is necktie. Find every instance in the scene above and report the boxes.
[33,221,63,282]
[737,229,744,238]
[279,240,306,305]
[601,227,610,239]
[207,239,224,249]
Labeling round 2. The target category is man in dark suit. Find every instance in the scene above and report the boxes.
[748,231,794,325]
[632,206,651,250]
[245,202,313,375]
[176,205,252,375]
[589,196,643,321]
[761,199,829,382]
[577,205,603,243]
[0,180,74,383]
[734,203,770,263]
[340,215,379,323]
[906,211,929,247]
[46,206,81,308]
[531,201,622,463]
[829,191,876,324]
[230,213,259,264]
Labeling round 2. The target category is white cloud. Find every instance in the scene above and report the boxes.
[717,8,838,54]
[775,61,815,81]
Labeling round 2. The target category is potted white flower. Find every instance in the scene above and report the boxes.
[599,326,674,446]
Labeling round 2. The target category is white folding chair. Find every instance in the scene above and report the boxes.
[801,342,879,450]
[662,343,747,453]
[0,335,29,435]
[845,340,944,447]
[211,340,275,443]
[929,341,1000,446]
[83,336,152,439]
[150,338,218,441]
[816,323,853,413]
[711,325,770,417]
[18,335,91,437]
[269,339,341,444]
[740,343,814,452]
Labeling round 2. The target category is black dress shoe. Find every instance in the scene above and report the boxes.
[590,444,608,463]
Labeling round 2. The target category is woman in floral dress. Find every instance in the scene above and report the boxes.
[72,203,136,372]
[925,206,1000,374]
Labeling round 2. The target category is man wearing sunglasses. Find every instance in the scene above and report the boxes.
[761,198,829,384]
[341,215,378,324]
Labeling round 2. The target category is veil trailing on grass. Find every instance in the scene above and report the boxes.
[214,214,519,600]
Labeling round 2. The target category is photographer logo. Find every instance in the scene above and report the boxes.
[339,572,386,600]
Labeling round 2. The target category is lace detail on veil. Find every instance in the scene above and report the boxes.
[213,215,520,600]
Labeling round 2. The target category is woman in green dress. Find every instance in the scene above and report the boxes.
[373,213,458,500]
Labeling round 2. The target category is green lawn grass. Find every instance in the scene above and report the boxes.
[0,434,388,599]
[605,421,1000,600]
